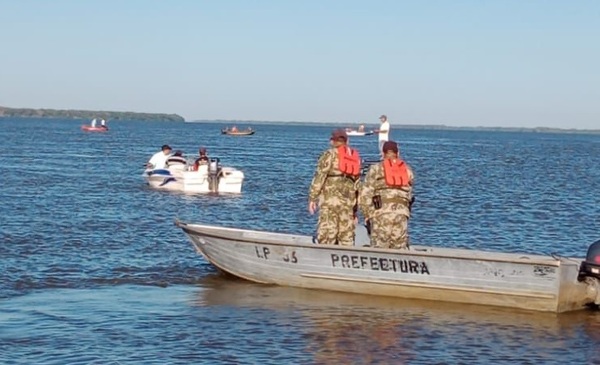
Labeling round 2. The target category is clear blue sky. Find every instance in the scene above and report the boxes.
[1,1,598,128]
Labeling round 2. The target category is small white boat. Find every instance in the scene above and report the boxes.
[176,221,600,313]
[144,159,244,194]
[346,130,373,136]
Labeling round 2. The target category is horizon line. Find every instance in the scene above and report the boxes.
[186,119,600,133]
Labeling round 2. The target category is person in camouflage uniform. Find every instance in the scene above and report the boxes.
[359,140,414,249]
[308,129,361,246]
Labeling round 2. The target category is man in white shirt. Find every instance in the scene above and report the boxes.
[376,114,390,152]
[147,145,172,170]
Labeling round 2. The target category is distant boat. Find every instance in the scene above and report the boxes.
[81,118,108,132]
[221,127,255,136]
[346,130,374,136]
[144,158,245,194]
[345,125,373,136]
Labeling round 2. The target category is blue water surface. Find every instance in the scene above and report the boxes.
[1,117,599,364]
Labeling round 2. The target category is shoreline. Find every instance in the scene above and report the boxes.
[0,106,184,122]
[188,119,600,135]
[2,112,598,135]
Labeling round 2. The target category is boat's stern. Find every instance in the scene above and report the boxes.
[217,167,244,193]
[576,239,600,308]
[579,240,600,281]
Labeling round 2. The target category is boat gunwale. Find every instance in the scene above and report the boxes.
[177,221,567,267]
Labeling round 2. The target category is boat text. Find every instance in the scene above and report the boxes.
[331,254,430,275]
[255,246,298,264]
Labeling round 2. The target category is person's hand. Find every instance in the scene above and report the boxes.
[308,201,317,215]
[353,215,358,225]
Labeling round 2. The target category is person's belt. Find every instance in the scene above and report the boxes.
[327,174,358,181]
[380,196,410,205]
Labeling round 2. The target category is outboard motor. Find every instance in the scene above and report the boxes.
[578,240,600,281]
[208,157,222,193]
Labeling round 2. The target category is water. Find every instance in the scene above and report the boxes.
[1,117,600,364]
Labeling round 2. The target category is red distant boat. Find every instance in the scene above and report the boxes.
[81,125,108,132]
[221,126,254,136]
[81,118,108,132]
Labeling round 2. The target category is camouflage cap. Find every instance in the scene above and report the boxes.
[330,128,348,141]
[382,140,398,153]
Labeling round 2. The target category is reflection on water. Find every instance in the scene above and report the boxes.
[195,275,600,364]
[3,277,599,364]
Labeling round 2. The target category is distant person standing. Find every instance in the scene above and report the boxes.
[375,115,390,152]
[308,129,361,246]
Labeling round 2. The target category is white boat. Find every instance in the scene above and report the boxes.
[144,159,244,194]
[175,221,600,313]
[346,130,374,136]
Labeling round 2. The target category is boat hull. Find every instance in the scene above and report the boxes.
[176,222,600,313]
[145,166,244,193]
[346,131,373,136]
[81,125,108,132]
[221,130,255,136]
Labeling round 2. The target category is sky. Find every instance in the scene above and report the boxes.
[0,1,598,129]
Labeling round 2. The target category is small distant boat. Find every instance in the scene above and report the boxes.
[81,118,108,132]
[221,127,255,136]
[345,126,373,136]
[81,125,108,132]
[144,158,245,194]
[346,130,374,136]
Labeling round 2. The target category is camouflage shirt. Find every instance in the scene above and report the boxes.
[359,159,414,219]
[309,147,359,209]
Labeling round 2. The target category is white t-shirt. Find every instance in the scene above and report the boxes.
[148,151,170,169]
[379,121,390,142]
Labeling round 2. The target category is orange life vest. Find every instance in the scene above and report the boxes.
[383,159,410,187]
[337,146,361,176]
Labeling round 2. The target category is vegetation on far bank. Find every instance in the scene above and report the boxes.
[0,106,185,122]
[191,119,600,135]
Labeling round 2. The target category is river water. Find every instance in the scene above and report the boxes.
[1,118,599,364]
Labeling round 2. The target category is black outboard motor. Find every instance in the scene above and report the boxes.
[578,240,600,281]
[208,157,222,193]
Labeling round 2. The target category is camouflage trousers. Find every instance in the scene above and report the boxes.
[369,213,409,249]
[316,206,355,246]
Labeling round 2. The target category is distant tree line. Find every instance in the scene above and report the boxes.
[0,106,185,122]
